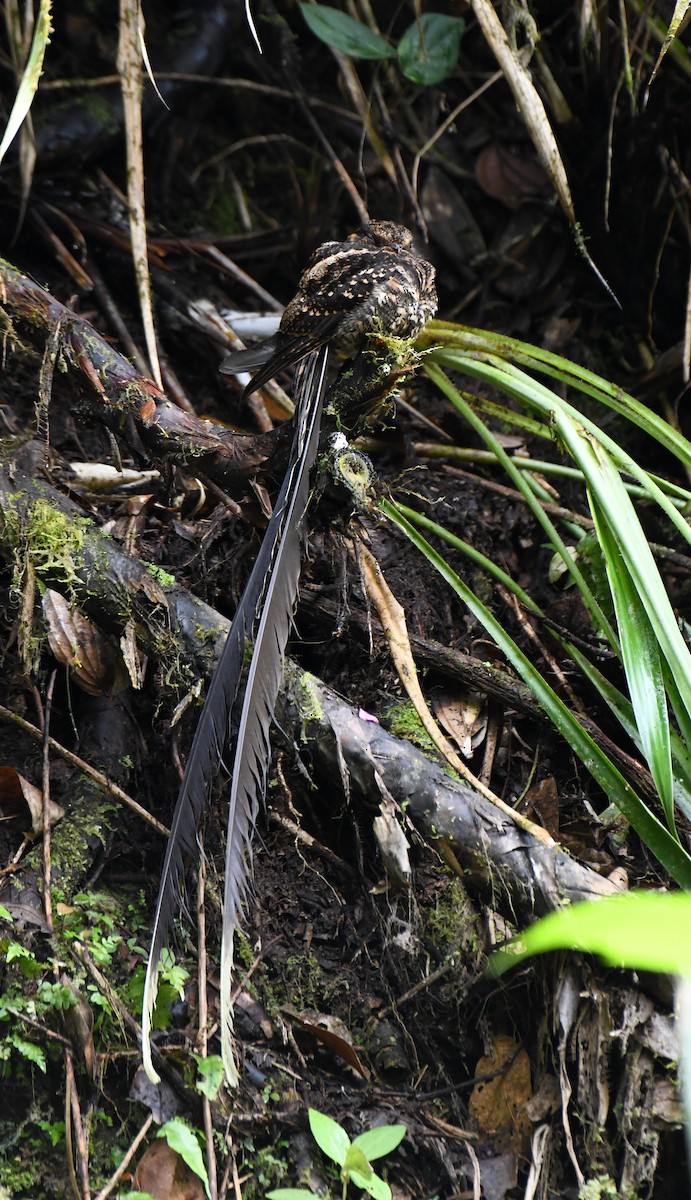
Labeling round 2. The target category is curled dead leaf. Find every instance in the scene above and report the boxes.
[469,1032,533,1156]
[475,144,548,208]
[282,1004,371,1080]
[43,589,128,695]
[0,764,64,835]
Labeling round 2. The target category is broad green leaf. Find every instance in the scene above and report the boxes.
[308,1108,350,1166]
[0,0,53,166]
[343,1144,372,1180]
[300,4,395,59]
[349,1167,392,1200]
[157,1119,210,1200]
[398,14,464,84]
[0,905,12,921]
[352,1124,407,1161]
[266,1192,323,1199]
[489,891,691,977]
[193,1053,224,1100]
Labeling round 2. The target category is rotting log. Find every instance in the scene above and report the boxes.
[0,257,291,493]
[0,441,620,916]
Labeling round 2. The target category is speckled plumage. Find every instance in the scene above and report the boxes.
[221,221,437,398]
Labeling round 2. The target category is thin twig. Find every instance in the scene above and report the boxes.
[197,856,218,1200]
[0,704,169,836]
[66,1049,91,1200]
[41,670,57,934]
[92,1113,154,1200]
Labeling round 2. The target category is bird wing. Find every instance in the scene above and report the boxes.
[237,316,341,399]
[220,342,276,375]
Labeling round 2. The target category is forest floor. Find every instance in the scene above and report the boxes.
[0,2,690,1198]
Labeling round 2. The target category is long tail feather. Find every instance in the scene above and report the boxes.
[141,348,328,1083]
[219,349,328,1085]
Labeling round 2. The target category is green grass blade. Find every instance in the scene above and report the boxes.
[379,497,691,887]
[554,414,691,717]
[423,322,691,469]
[588,493,675,832]
[0,0,53,166]
[429,352,691,549]
[425,363,618,647]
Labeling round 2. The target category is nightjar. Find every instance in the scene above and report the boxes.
[221,220,437,398]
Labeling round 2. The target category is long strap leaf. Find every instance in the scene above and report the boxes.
[142,348,329,1083]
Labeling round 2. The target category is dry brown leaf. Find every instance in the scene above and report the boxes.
[469,0,574,224]
[0,764,64,834]
[469,1032,532,1156]
[470,0,616,300]
[434,692,488,759]
[475,144,548,208]
[43,589,128,695]
[133,1139,204,1200]
[283,1005,371,1080]
[359,540,555,847]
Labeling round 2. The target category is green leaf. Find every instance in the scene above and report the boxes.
[398,14,464,85]
[489,891,691,977]
[589,493,674,831]
[0,904,12,922]
[381,496,691,888]
[349,1167,392,1200]
[308,1108,351,1166]
[157,1119,210,1200]
[7,942,30,962]
[299,4,395,59]
[343,1144,372,1180]
[352,1124,406,1161]
[192,1053,225,1100]
[266,1193,324,1200]
[0,0,53,166]
[9,1033,46,1071]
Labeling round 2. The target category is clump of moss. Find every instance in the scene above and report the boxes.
[4,495,90,590]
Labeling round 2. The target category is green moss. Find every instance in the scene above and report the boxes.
[142,561,177,587]
[282,952,326,1011]
[3,494,90,589]
[422,876,477,959]
[579,1177,618,1200]
[385,702,436,752]
[296,670,323,731]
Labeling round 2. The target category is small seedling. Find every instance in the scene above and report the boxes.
[267,1107,406,1200]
